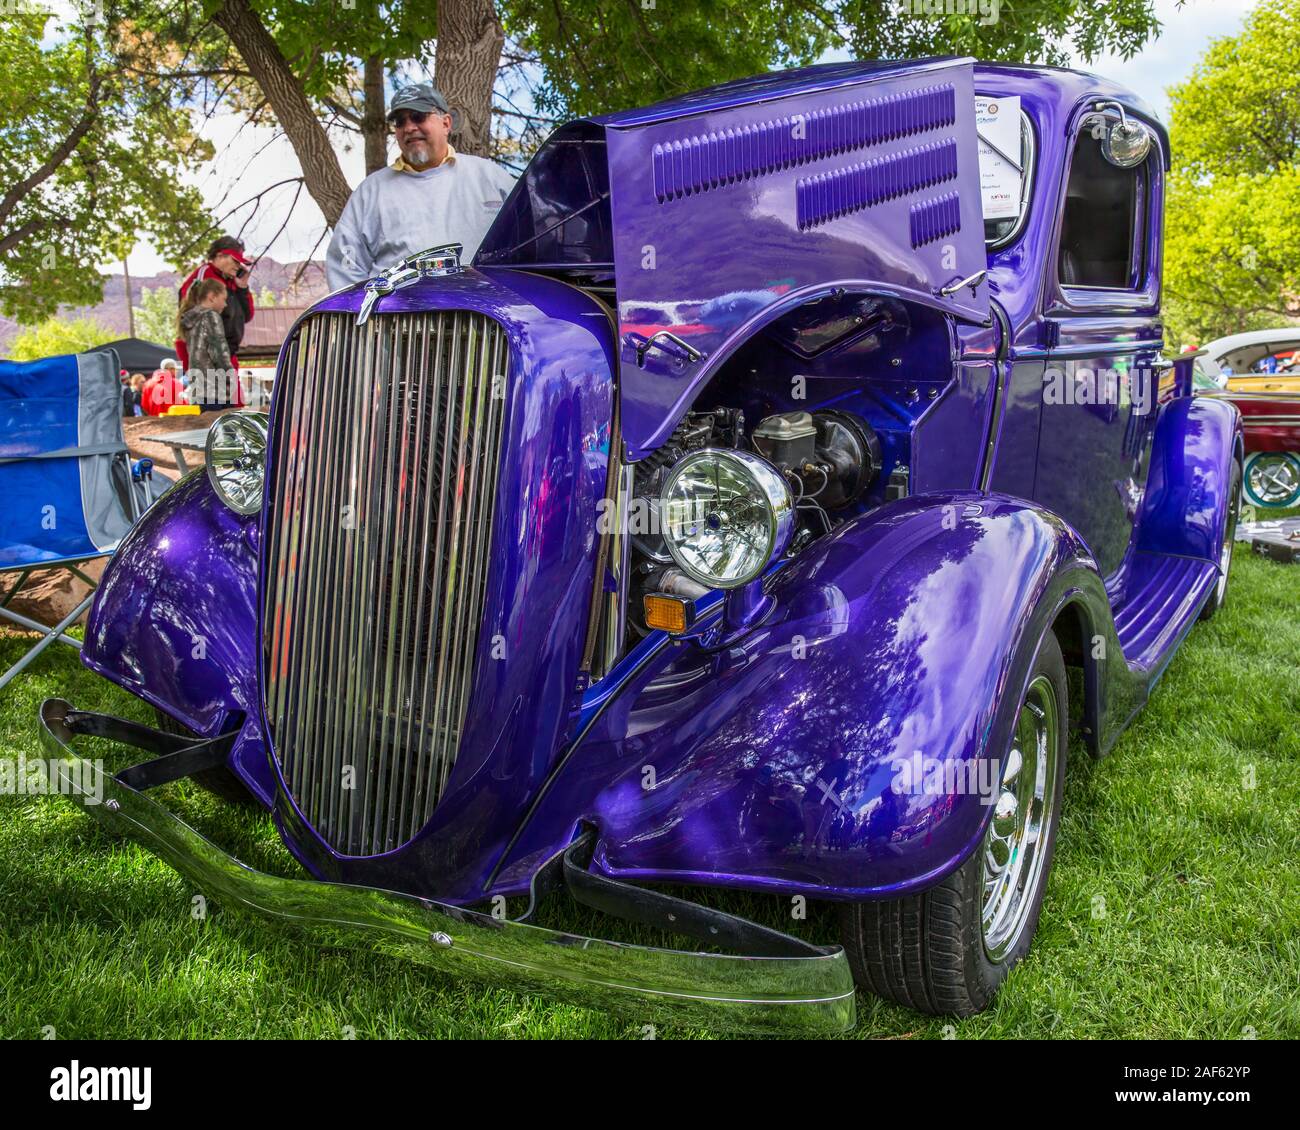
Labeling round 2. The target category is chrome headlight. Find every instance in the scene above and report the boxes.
[205,411,269,515]
[661,448,794,589]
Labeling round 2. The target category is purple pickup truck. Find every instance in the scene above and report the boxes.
[42,57,1241,1035]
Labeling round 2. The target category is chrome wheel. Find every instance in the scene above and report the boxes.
[981,675,1060,962]
[1216,483,1240,605]
[1244,451,1300,508]
[841,630,1066,1016]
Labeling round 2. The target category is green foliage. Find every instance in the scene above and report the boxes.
[1164,0,1300,346]
[188,0,434,136]
[6,316,116,362]
[1164,168,1300,346]
[1167,0,1300,180]
[0,9,212,324]
[133,285,180,346]
[503,1,831,120]
[841,0,1165,67]
[506,0,1165,121]
[247,1,431,98]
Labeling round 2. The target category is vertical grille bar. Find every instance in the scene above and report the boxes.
[263,309,509,856]
[313,314,356,844]
[264,320,307,731]
[380,313,434,850]
[292,316,346,820]
[372,313,413,844]
[422,314,479,827]
[408,311,465,837]
[434,320,495,807]
[356,317,400,847]
[349,319,392,851]
[397,313,451,840]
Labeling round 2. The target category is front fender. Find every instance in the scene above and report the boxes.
[503,493,1118,900]
[81,471,273,804]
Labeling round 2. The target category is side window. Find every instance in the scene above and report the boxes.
[1222,341,1300,374]
[1058,125,1149,290]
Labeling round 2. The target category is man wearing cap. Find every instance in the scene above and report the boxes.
[325,82,517,290]
[176,235,255,377]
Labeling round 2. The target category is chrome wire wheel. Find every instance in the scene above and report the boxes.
[981,674,1061,962]
[1216,483,1240,605]
[1203,460,1243,621]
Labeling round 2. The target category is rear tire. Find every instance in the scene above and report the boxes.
[1200,459,1242,621]
[153,708,254,805]
[839,628,1068,1016]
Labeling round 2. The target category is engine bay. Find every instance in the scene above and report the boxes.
[611,287,972,643]
[625,403,888,638]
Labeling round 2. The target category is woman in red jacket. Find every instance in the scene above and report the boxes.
[176,236,254,401]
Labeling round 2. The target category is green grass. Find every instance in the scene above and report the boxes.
[1,550,1297,1040]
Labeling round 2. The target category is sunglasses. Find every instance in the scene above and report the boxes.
[391,110,435,129]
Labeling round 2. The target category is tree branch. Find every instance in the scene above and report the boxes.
[212,0,351,226]
[0,217,50,258]
[0,40,102,231]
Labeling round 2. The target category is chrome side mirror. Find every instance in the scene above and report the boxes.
[1094,101,1152,168]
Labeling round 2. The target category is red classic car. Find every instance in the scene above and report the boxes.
[1196,329,1300,508]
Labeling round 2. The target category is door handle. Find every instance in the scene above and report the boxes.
[936,270,987,299]
[627,331,706,368]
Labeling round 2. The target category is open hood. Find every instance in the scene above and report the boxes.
[478,58,990,459]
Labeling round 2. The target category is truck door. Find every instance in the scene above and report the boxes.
[1034,102,1165,582]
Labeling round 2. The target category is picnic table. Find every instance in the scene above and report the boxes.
[138,426,211,475]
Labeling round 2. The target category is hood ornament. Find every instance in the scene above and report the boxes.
[356,243,464,326]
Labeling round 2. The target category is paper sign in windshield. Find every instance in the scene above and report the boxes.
[976,96,1021,221]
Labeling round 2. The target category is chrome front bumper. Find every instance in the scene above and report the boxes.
[38,700,855,1036]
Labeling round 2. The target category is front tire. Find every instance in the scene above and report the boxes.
[839,628,1068,1016]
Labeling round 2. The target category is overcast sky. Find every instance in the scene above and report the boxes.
[117,0,1259,277]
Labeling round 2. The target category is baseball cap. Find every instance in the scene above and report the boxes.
[387,82,451,119]
[207,235,250,265]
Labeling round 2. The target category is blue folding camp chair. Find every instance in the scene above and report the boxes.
[0,350,170,690]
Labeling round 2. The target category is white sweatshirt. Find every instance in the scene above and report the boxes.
[325,151,517,290]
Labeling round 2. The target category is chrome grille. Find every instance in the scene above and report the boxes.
[263,310,508,856]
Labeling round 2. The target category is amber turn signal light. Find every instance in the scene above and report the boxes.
[644,593,693,633]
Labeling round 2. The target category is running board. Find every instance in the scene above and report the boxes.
[1111,551,1218,670]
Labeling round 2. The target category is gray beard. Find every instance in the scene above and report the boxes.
[403,141,432,166]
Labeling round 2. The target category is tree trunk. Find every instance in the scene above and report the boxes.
[435,0,504,157]
[213,0,352,227]
[123,258,135,339]
[362,54,388,175]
